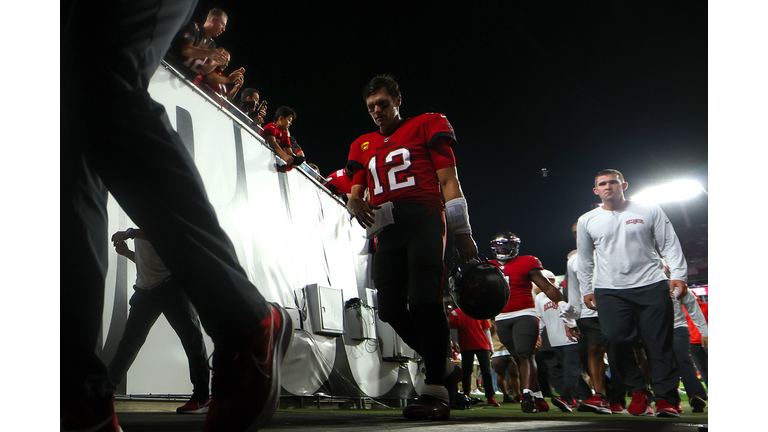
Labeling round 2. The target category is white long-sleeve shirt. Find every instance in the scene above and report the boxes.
[535,291,576,348]
[674,290,708,337]
[566,253,598,319]
[577,201,687,294]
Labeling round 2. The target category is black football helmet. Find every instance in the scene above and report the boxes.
[490,232,521,261]
[448,258,510,320]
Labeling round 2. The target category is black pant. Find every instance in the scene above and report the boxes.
[107,280,209,402]
[673,327,707,400]
[689,343,708,388]
[61,0,270,406]
[461,350,494,399]
[595,281,678,404]
[547,345,592,402]
[373,203,448,386]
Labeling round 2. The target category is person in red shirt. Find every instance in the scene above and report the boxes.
[684,291,708,387]
[260,107,304,171]
[324,167,353,201]
[449,308,499,406]
[489,231,576,414]
[347,75,479,421]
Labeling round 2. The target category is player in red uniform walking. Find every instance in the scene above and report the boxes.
[489,232,578,413]
[347,75,478,421]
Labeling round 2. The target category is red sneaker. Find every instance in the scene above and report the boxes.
[534,398,550,412]
[61,395,121,432]
[551,397,573,412]
[203,302,293,432]
[655,399,681,418]
[176,397,211,414]
[675,401,684,414]
[610,402,629,414]
[627,390,651,416]
[487,396,501,407]
[577,394,611,414]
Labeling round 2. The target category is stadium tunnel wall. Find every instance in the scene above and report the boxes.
[99,62,424,401]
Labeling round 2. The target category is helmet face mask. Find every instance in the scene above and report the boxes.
[490,232,521,261]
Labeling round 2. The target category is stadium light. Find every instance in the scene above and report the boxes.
[630,180,706,204]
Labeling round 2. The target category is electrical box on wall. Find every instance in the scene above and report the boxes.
[376,313,420,361]
[344,302,377,341]
[305,284,344,336]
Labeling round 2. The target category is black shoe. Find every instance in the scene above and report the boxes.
[403,394,451,421]
[502,394,514,404]
[521,393,538,413]
[451,394,472,410]
[690,396,706,413]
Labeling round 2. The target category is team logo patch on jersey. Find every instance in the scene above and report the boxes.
[626,219,644,225]
[361,141,369,151]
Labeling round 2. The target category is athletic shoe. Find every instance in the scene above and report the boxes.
[551,397,573,412]
[627,390,652,416]
[655,399,681,418]
[643,404,655,416]
[451,394,472,410]
[176,398,211,414]
[203,302,293,432]
[690,396,706,413]
[403,394,451,420]
[534,397,550,412]
[610,402,629,414]
[61,395,122,432]
[487,396,501,407]
[567,399,579,410]
[520,393,538,413]
[578,394,611,414]
[675,401,684,414]
[502,394,515,404]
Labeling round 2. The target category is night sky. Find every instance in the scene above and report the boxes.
[185,1,707,275]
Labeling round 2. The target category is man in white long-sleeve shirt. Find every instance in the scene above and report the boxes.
[577,169,689,418]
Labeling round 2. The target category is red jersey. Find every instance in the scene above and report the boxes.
[448,308,491,351]
[684,297,708,344]
[325,169,352,195]
[260,122,291,148]
[194,71,227,107]
[491,255,543,314]
[347,113,457,208]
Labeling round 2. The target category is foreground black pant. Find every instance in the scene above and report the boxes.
[61,0,270,407]
[107,280,209,402]
[547,344,592,402]
[373,203,448,386]
[595,281,678,404]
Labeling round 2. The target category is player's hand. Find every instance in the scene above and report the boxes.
[111,231,129,243]
[114,240,130,257]
[452,342,461,354]
[536,336,542,348]
[584,294,597,310]
[348,197,380,228]
[701,336,708,350]
[669,279,689,300]
[453,233,478,264]
[565,325,582,342]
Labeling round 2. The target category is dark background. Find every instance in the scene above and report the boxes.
[186,1,708,277]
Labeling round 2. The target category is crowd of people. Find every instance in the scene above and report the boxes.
[61,2,708,430]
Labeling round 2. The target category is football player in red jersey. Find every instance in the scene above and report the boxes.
[489,232,578,413]
[347,75,478,421]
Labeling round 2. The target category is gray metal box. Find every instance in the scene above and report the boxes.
[305,284,344,336]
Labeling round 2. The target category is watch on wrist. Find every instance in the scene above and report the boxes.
[126,228,135,239]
